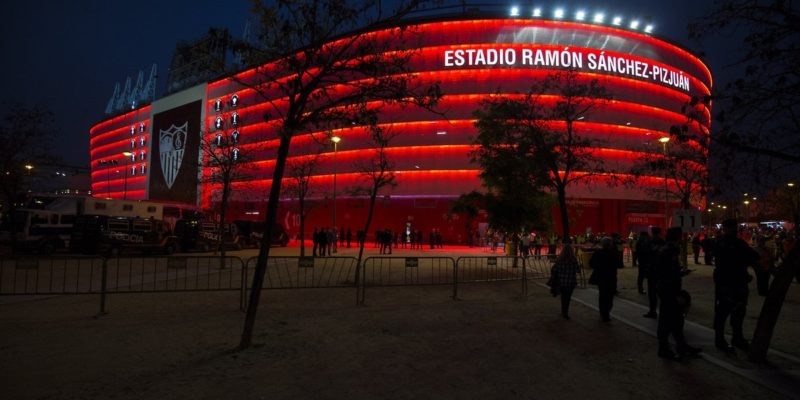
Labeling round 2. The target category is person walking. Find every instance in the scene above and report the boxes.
[655,227,702,359]
[634,231,651,295]
[552,243,581,319]
[691,233,702,264]
[713,219,760,352]
[629,232,639,268]
[590,237,623,322]
[755,235,774,296]
[312,227,320,257]
[642,227,665,318]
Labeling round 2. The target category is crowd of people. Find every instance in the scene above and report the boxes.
[310,226,448,256]
[549,219,798,360]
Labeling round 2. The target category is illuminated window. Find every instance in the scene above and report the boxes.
[139,137,146,147]
[131,165,136,175]
[140,164,146,175]
[139,122,146,133]
[231,112,239,126]
[130,125,136,135]
[130,153,136,162]
[215,116,223,130]
[131,139,135,148]
[231,130,240,143]
[139,150,146,161]
[231,94,239,107]
[232,147,240,161]
[214,98,222,112]
[215,133,223,147]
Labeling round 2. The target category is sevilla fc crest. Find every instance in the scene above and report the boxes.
[159,122,187,189]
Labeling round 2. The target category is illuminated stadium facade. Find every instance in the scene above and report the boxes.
[89,8,711,242]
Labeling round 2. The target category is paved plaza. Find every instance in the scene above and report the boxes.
[1,244,798,399]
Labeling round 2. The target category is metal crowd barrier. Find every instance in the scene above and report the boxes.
[359,256,457,302]
[454,256,528,298]
[243,256,359,289]
[2,253,579,312]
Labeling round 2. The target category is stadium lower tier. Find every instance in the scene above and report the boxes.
[221,196,677,244]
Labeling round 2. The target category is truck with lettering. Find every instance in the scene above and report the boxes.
[0,208,75,254]
[70,215,179,256]
[1,193,197,254]
[173,219,244,252]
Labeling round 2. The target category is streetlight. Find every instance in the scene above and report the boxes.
[659,136,670,228]
[789,182,799,230]
[122,151,133,199]
[743,200,750,224]
[331,136,341,253]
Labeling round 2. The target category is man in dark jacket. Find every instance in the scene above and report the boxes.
[642,227,664,318]
[713,219,760,352]
[656,227,701,359]
[635,231,651,295]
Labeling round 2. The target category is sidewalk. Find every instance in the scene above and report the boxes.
[565,277,800,399]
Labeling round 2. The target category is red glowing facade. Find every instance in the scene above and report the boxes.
[89,15,711,241]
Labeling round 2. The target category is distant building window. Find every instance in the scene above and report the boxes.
[130,125,136,135]
[215,116,223,130]
[131,165,136,175]
[231,112,239,126]
[139,150,146,161]
[139,137,146,147]
[139,122,146,133]
[214,98,222,112]
[140,164,146,175]
[131,139,136,148]
[231,94,239,107]
[215,133,223,147]
[232,147,240,162]
[231,130,239,143]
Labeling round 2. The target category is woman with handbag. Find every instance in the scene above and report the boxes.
[552,243,581,319]
[590,237,624,321]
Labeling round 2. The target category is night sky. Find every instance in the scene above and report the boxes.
[1,0,726,167]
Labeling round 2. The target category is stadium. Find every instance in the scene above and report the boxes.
[89,6,712,243]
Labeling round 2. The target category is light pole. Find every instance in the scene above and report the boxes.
[122,151,133,199]
[789,182,799,230]
[331,135,341,253]
[659,136,670,228]
[743,200,750,224]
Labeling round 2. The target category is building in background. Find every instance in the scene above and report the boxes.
[89,7,711,242]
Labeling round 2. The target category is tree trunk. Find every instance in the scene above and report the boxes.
[557,186,569,240]
[748,240,799,362]
[355,185,379,303]
[299,195,306,257]
[218,180,230,269]
[239,133,292,350]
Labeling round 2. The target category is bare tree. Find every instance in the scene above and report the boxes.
[284,148,323,257]
[200,127,254,263]
[351,122,397,303]
[233,0,441,350]
[632,97,710,210]
[0,103,57,251]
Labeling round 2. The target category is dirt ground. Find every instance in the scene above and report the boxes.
[1,246,797,400]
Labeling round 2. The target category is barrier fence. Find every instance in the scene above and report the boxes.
[1,254,582,312]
